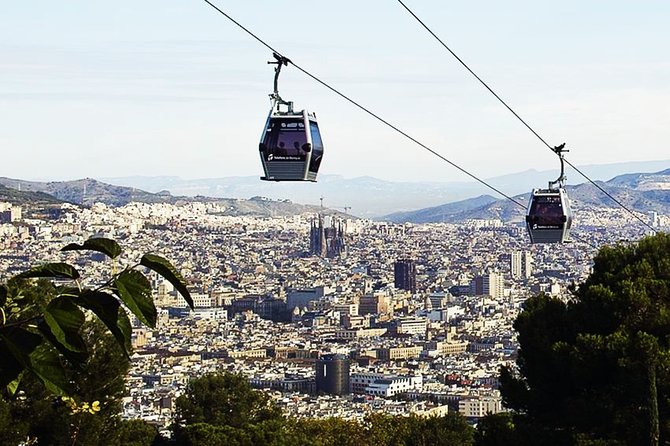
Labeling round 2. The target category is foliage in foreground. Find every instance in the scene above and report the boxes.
[0,237,192,397]
[173,372,475,446]
[1,319,131,445]
[498,233,670,446]
[0,237,190,445]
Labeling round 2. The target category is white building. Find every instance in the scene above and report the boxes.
[510,250,532,279]
[470,271,504,299]
[192,308,228,320]
[395,317,427,335]
[458,396,503,418]
[351,374,423,397]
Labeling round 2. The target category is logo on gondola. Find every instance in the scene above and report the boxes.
[267,154,274,161]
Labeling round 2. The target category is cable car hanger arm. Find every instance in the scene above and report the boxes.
[268,52,293,111]
[549,143,568,189]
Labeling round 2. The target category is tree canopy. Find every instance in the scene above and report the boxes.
[175,372,283,429]
[174,371,475,446]
[500,233,670,446]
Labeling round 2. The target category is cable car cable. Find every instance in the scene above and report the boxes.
[396,0,658,234]
[201,1,647,250]
[564,159,655,231]
[202,0,525,208]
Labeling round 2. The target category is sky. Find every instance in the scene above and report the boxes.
[1,0,669,183]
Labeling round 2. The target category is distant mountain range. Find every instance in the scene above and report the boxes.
[0,177,323,218]
[2,162,668,222]
[99,159,670,217]
[383,195,500,224]
[0,183,63,206]
[382,169,670,224]
[0,177,169,207]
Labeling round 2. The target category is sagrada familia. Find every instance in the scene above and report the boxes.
[309,214,347,258]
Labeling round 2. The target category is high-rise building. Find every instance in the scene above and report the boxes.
[394,259,417,294]
[315,354,350,395]
[484,272,504,299]
[359,293,393,316]
[428,292,451,309]
[510,251,532,279]
[0,204,21,223]
[470,271,504,298]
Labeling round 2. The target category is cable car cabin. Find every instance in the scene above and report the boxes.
[525,188,573,243]
[259,109,324,181]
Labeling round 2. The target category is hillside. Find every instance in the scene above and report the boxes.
[605,168,670,190]
[195,196,325,217]
[383,168,670,223]
[0,183,63,206]
[0,178,325,218]
[3,165,668,222]
[101,160,670,218]
[0,177,174,207]
[383,195,499,224]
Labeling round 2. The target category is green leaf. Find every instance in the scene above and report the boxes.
[114,270,156,328]
[0,327,43,388]
[2,328,70,395]
[0,339,26,389]
[29,343,70,396]
[117,310,132,351]
[44,297,87,353]
[140,254,193,309]
[61,237,122,260]
[38,320,88,366]
[6,371,24,396]
[0,284,7,306]
[75,291,132,357]
[15,263,80,280]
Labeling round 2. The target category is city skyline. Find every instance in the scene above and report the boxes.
[2,1,669,182]
[1,192,655,432]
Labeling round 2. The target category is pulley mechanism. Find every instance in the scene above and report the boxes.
[548,143,568,190]
[267,52,293,113]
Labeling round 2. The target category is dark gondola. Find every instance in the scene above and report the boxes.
[259,53,324,182]
[526,144,573,243]
[526,187,572,243]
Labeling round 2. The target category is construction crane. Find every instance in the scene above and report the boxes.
[318,196,351,217]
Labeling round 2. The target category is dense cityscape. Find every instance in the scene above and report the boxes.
[0,197,663,439]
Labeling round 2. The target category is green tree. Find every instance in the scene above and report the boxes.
[0,396,27,445]
[290,417,368,446]
[474,412,517,446]
[6,319,130,446]
[174,371,479,446]
[405,413,474,446]
[500,233,670,446]
[0,237,191,445]
[175,372,282,429]
[116,419,163,446]
[174,372,286,445]
[363,413,412,446]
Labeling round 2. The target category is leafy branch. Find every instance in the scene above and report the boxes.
[0,237,192,396]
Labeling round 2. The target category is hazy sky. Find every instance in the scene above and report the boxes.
[2,1,669,183]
